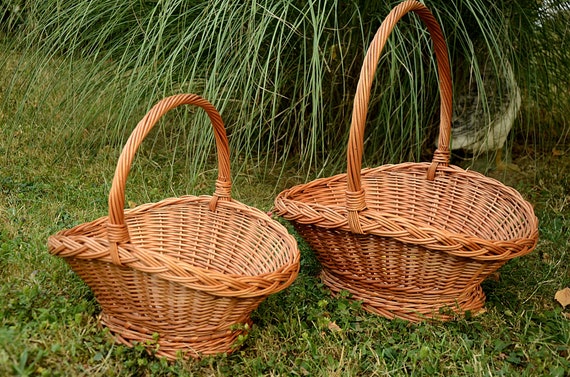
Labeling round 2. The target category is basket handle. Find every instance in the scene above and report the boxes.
[106,94,231,265]
[346,0,452,234]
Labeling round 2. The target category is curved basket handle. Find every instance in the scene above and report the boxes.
[346,0,453,233]
[106,94,231,265]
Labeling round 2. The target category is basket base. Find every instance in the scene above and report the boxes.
[100,313,252,360]
[321,269,486,322]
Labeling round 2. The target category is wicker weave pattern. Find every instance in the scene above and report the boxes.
[48,94,300,358]
[274,1,538,322]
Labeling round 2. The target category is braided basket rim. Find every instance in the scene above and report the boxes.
[275,162,538,261]
[49,194,300,298]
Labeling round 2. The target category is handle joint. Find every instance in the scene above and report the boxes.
[427,148,450,180]
[347,189,366,234]
[107,222,130,265]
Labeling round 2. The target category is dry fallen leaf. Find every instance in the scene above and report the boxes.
[554,287,570,307]
[472,307,488,317]
[327,321,342,333]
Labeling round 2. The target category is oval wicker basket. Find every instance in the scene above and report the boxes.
[274,1,538,322]
[48,94,300,359]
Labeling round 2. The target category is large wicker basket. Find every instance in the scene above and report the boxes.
[274,1,538,322]
[48,94,300,359]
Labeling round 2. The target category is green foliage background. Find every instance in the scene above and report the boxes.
[3,0,567,179]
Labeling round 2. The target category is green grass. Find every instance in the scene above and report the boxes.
[1,43,569,376]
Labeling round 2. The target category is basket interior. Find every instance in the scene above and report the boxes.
[287,163,536,242]
[124,197,295,277]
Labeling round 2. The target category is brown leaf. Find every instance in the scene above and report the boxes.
[472,307,487,317]
[327,321,342,333]
[554,288,570,307]
[552,148,565,157]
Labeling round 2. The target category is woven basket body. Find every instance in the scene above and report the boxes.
[274,1,538,322]
[48,94,299,359]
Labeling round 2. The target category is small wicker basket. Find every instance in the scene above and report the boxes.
[274,1,538,322]
[48,94,300,359]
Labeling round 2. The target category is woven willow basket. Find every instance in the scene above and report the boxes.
[48,94,300,359]
[274,1,538,322]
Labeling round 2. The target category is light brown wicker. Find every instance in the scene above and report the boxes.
[48,93,300,359]
[274,0,538,322]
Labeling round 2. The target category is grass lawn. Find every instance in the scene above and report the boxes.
[1,47,569,376]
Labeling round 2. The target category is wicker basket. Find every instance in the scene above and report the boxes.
[274,1,538,322]
[48,94,300,359]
